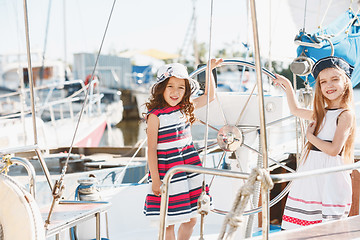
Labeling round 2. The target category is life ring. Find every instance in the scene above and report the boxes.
[84,74,99,87]
[0,174,45,240]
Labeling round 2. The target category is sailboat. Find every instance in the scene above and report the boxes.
[105,0,360,239]
[0,1,124,149]
[0,0,360,240]
[0,57,111,149]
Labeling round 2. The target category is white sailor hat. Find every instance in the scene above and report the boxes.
[151,63,200,96]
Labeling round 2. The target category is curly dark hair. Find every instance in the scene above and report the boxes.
[144,78,196,124]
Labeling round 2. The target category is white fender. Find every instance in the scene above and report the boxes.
[0,174,45,240]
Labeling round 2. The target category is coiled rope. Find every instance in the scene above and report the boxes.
[218,167,274,240]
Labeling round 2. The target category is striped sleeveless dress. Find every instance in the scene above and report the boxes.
[143,106,211,226]
[281,109,352,230]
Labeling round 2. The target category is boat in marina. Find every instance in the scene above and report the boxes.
[0,51,125,122]
[1,0,360,240]
[0,79,112,149]
[82,0,360,238]
[0,52,124,149]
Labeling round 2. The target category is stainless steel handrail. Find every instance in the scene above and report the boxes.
[0,145,39,155]
[158,161,360,239]
[11,157,37,198]
[158,165,250,239]
[272,161,360,183]
[0,145,53,190]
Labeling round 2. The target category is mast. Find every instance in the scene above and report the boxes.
[179,0,199,66]
[40,0,52,84]
[192,0,199,67]
[63,0,68,80]
[249,0,270,238]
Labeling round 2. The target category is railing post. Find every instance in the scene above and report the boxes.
[249,0,270,238]
[158,165,250,239]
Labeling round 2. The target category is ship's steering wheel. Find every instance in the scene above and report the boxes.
[190,59,305,216]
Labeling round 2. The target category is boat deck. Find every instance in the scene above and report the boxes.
[191,215,360,239]
[250,215,360,239]
[41,200,111,239]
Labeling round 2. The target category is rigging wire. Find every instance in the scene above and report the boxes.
[11,0,28,145]
[318,0,334,30]
[40,0,53,84]
[45,0,119,226]
[198,0,215,238]
[302,0,308,32]
[202,0,215,169]
[58,0,118,184]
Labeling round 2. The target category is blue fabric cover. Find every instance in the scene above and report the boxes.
[295,10,360,87]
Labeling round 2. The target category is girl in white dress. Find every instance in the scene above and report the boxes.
[273,56,356,230]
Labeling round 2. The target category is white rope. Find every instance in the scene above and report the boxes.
[322,7,360,39]
[218,168,274,240]
[318,0,333,30]
[343,8,360,35]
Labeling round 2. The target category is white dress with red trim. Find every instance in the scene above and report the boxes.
[143,106,211,227]
[281,109,352,230]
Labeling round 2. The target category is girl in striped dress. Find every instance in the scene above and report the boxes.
[143,59,223,239]
[273,56,356,230]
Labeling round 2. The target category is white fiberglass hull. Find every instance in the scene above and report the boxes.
[0,114,107,150]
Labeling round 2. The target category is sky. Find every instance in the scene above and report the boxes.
[0,0,356,65]
[0,0,248,63]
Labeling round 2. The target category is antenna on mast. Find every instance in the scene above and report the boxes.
[179,0,199,66]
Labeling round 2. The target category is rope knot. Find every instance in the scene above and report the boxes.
[255,168,274,191]
[218,167,274,239]
[226,213,243,228]
[241,184,254,196]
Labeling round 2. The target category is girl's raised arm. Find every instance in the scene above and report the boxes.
[193,58,223,109]
[273,74,313,120]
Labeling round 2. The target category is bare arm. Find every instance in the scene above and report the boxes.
[306,111,353,156]
[146,114,162,196]
[273,74,313,120]
[193,58,223,109]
